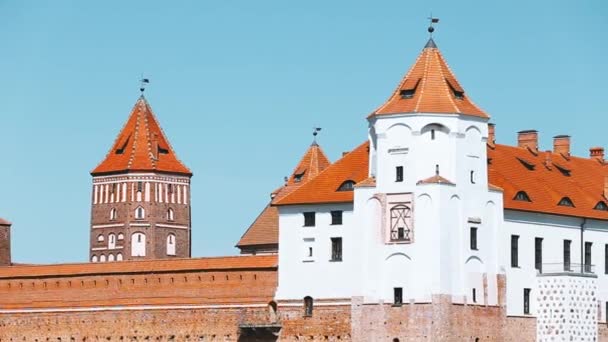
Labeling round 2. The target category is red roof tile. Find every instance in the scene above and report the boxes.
[237,143,331,249]
[0,255,277,279]
[274,141,370,205]
[371,39,488,118]
[91,96,191,176]
[417,174,455,186]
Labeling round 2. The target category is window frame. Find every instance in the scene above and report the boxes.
[330,210,343,225]
[303,212,316,227]
[511,235,519,268]
[330,237,343,262]
[470,227,478,250]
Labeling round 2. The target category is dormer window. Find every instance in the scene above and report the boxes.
[446,78,464,100]
[554,163,571,177]
[337,180,356,192]
[514,191,531,202]
[399,79,420,99]
[158,146,169,154]
[558,197,574,207]
[293,168,306,183]
[115,135,130,155]
[594,201,608,211]
[516,157,535,171]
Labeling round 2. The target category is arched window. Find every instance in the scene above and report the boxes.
[167,234,176,256]
[110,208,117,221]
[108,254,115,262]
[97,234,105,242]
[108,233,116,249]
[135,206,145,220]
[117,233,124,241]
[167,208,175,221]
[91,255,98,263]
[558,197,574,207]
[116,253,123,261]
[594,201,608,211]
[303,296,313,317]
[131,232,146,257]
[100,254,106,262]
[337,180,356,192]
[513,191,531,202]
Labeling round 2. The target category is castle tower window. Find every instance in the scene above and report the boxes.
[167,234,176,256]
[168,183,174,194]
[390,204,412,242]
[167,208,175,221]
[399,79,419,99]
[303,296,313,317]
[108,233,116,249]
[535,237,543,273]
[395,166,404,182]
[584,242,592,273]
[393,288,403,306]
[97,234,105,242]
[91,255,98,263]
[472,288,477,303]
[523,288,531,314]
[331,237,342,262]
[563,240,571,271]
[470,170,475,184]
[513,191,531,202]
[303,212,316,227]
[137,181,143,192]
[431,129,435,140]
[135,207,145,220]
[337,180,356,191]
[558,197,574,207]
[99,254,106,262]
[117,233,124,240]
[511,235,519,267]
[330,211,343,225]
[108,254,115,262]
[131,232,146,257]
[116,253,123,261]
[110,208,117,221]
[470,227,478,250]
[594,201,608,211]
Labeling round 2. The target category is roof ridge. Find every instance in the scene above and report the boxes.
[414,48,431,112]
[436,51,461,114]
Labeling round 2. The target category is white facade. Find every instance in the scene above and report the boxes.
[275,110,608,329]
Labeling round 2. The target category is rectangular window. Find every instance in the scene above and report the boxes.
[472,288,477,303]
[523,288,531,314]
[168,183,174,194]
[535,237,543,273]
[331,237,342,262]
[585,242,592,273]
[303,212,316,227]
[605,244,608,275]
[511,235,519,267]
[393,287,403,305]
[470,227,478,250]
[137,181,143,192]
[395,166,404,182]
[564,240,571,272]
[331,211,343,225]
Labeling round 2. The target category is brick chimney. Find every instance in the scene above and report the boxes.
[553,135,571,156]
[544,151,552,170]
[590,147,604,163]
[488,123,496,147]
[517,130,538,151]
[0,218,11,266]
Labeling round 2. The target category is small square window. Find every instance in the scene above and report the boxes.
[303,212,316,227]
[331,211,343,225]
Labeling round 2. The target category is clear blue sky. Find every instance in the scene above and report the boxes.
[1,1,606,264]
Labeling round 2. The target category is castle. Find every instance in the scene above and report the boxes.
[1,31,607,342]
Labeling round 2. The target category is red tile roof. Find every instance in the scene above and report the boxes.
[0,255,277,279]
[274,141,370,205]
[91,96,191,176]
[0,218,11,226]
[355,177,376,188]
[417,174,455,186]
[370,39,488,119]
[236,143,331,249]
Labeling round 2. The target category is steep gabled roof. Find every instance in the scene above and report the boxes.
[274,141,370,206]
[236,142,331,249]
[371,39,488,118]
[91,96,191,176]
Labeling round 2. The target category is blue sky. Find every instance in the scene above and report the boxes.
[0,1,606,263]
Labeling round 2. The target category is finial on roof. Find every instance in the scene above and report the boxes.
[427,15,439,36]
[312,127,322,146]
[139,76,150,94]
[435,164,440,176]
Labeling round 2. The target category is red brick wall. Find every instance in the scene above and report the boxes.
[504,316,536,341]
[0,224,10,266]
[278,303,352,341]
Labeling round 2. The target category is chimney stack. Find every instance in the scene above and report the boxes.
[590,147,604,163]
[553,135,571,156]
[517,130,538,151]
[0,218,11,266]
[488,123,496,147]
[544,151,552,170]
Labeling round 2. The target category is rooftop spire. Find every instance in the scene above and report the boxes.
[139,76,150,94]
[312,127,322,146]
[425,15,439,49]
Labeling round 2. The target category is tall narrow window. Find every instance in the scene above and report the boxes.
[470,171,476,184]
[135,207,145,220]
[303,296,313,317]
[137,181,143,192]
[303,212,315,227]
[564,240,571,271]
[605,244,608,275]
[431,129,435,140]
[393,287,403,305]
[535,237,543,273]
[511,235,519,267]
[472,288,477,303]
[395,166,404,182]
[168,183,174,194]
[331,237,342,262]
[108,233,116,249]
[167,234,176,256]
[470,227,478,250]
[331,211,343,225]
[167,208,175,221]
[585,242,592,273]
[131,232,146,257]
[523,288,531,314]
[109,208,117,221]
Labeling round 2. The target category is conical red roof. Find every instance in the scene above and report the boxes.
[371,39,488,118]
[91,96,191,176]
[286,142,331,186]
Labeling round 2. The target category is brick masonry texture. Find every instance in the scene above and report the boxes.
[0,224,10,266]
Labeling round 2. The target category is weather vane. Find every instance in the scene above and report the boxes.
[312,127,322,144]
[139,76,150,94]
[427,15,439,37]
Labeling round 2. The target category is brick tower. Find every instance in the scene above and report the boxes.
[0,218,11,266]
[89,96,192,262]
